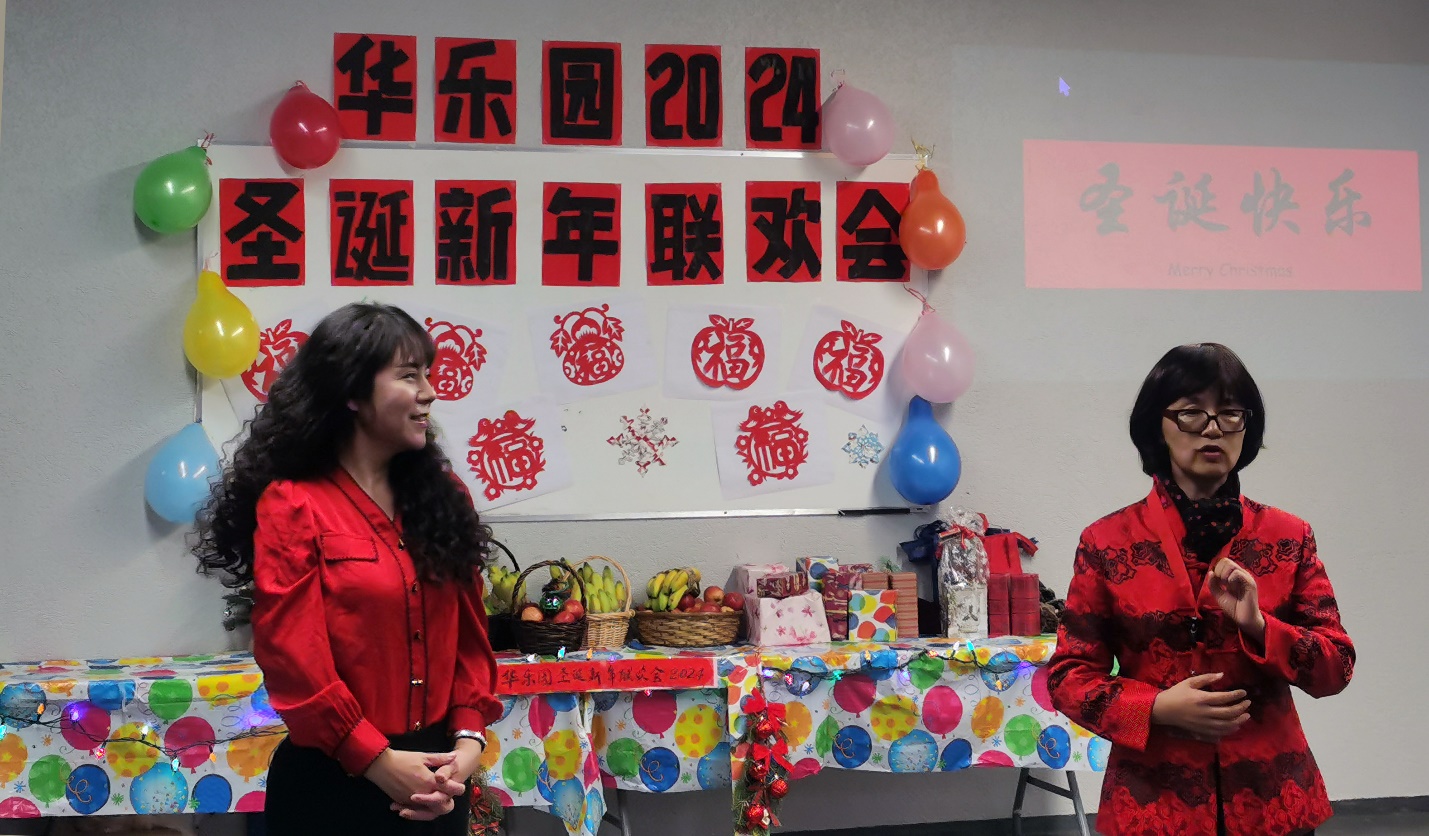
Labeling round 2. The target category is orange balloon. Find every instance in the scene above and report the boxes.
[900,170,967,270]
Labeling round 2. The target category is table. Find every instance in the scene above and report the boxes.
[0,637,1107,834]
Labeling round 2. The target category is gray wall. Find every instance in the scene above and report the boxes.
[3,2,1428,832]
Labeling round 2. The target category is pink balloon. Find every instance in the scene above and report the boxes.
[60,701,111,751]
[164,716,215,769]
[270,82,342,170]
[823,84,896,166]
[901,310,975,403]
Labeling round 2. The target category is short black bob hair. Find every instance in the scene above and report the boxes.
[1129,343,1266,477]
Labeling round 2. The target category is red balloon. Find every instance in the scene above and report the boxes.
[270,82,342,170]
[900,169,967,271]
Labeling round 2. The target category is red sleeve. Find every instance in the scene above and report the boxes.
[1240,523,1355,698]
[251,482,389,775]
[1046,533,1161,752]
[448,571,504,734]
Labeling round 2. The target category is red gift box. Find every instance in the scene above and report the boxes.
[757,571,809,599]
[822,568,865,641]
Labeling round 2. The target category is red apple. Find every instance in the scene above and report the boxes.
[699,602,723,613]
[723,592,745,612]
[679,594,700,611]
[561,599,585,619]
[519,604,545,622]
[703,586,725,605]
[553,610,577,624]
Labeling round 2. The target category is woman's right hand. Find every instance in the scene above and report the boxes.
[364,749,457,814]
[1151,673,1251,741]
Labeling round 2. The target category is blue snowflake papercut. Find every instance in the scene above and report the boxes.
[842,425,883,467]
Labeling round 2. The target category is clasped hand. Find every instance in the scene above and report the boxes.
[365,743,482,821]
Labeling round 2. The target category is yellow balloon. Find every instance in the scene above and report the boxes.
[183,270,260,378]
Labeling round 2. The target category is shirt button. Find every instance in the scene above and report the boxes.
[411,678,424,687]
[411,582,419,594]
[398,539,406,550]
[413,721,423,731]
[413,631,422,642]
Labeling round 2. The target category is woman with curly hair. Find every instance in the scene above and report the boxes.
[1047,344,1354,836]
[193,302,500,835]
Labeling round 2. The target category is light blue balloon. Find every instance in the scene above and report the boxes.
[130,762,189,814]
[887,397,961,505]
[889,729,939,773]
[144,423,220,524]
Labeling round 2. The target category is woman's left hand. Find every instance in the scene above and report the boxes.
[1209,558,1265,639]
[398,740,483,817]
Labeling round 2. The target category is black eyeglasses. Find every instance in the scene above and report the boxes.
[1162,408,1251,434]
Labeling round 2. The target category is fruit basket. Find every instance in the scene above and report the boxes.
[635,567,741,648]
[511,559,587,657]
[482,539,520,652]
[572,556,633,650]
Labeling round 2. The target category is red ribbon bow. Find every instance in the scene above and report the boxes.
[752,738,794,772]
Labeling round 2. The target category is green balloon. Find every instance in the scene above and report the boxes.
[148,679,193,722]
[1004,715,1043,758]
[133,146,212,234]
[815,715,839,759]
[909,654,945,691]
[605,738,643,780]
[29,754,72,804]
[501,747,541,793]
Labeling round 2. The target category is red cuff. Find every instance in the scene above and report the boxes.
[333,718,391,776]
[1106,679,1159,753]
[1240,610,1282,665]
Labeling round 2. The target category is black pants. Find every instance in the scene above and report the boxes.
[263,722,469,836]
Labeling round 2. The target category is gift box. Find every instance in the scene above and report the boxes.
[1010,572,1042,636]
[987,574,1011,638]
[795,557,840,592]
[756,571,809,599]
[730,563,789,599]
[748,590,832,647]
[821,567,865,640]
[984,531,1037,576]
[849,589,898,641]
[861,571,921,638]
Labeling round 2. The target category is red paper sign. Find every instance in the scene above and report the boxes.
[646,183,724,285]
[330,179,414,286]
[435,180,516,285]
[645,44,723,148]
[746,181,822,282]
[837,182,911,282]
[495,656,717,695]
[242,319,309,402]
[434,38,517,144]
[333,33,417,142]
[744,47,820,150]
[692,315,766,390]
[219,179,305,287]
[1024,139,1422,290]
[543,41,622,146]
[466,409,547,500]
[550,305,627,386]
[542,182,622,286]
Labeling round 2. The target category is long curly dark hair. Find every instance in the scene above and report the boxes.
[192,303,490,615]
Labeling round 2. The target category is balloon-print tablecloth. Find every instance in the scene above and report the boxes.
[0,638,1107,835]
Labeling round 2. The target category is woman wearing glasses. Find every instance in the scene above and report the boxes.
[1047,343,1353,836]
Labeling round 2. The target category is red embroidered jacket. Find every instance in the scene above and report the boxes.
[1048,481,1354,836]
[251,468,502,776]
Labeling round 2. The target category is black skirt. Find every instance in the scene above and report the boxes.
[262,722,469,836]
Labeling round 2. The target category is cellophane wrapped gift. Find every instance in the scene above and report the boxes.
[748,590,831,647]
[938,508,990,639]
[730,563,789,598]
[821,567,865,640]
[795,556,840,592]
[848,589,898,641]
[756,571,809,599]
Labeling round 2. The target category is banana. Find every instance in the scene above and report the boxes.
[664,570,686,595]
[614,582,626,607]
[687,567,702,584]
[647,571,666,599]
[655,592,669,612]
[668,583,688,608]
[602,566,616,590]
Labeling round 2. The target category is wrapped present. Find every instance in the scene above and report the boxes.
[849,589,898,641]
[843,563,874,574]
[795,556,840,592]
[756,571,809,599]
[1010,572,1043,636]
[862,570,921,637]
[747,590,831,647]
[821,567,865,640]
[730,563,789,599]
[987,574,1011,638]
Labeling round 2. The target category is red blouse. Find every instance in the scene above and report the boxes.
[251,468,502,776]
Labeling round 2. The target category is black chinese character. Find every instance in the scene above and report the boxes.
[650,192,722,281]
[841,189,907,280]
[1154,172,1229,232]
[333,188,411,283]
[548,47,616,141]
[543,187,618,282]
[1325,169,1372,236]
[224,181,302,282]
[438,41,514,140]
[752,188,821,279]
[1240,168,1301,236]
[1079,163,1133,234]
[335,36,415,136]
[437,187,513,283]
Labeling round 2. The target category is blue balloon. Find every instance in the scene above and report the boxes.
[144,423,220,524]
[130,762,189,814]
[89,681,136,711]
[1037,726,1072,769]
[192,774,233,813]
[697,742,732,789]
[0,684,45,729]
[887,397,961,505]
[832,726,872,768]
[1088,736,1111,772]
[639,747,680,792]
[889,729,939,773]
[66,764,111,815]
[939,739,972,771]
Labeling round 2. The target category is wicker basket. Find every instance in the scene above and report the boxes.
[572,556,633,650]
[634,610,741,648]
[512,560,587,657]
[485,539,519,652]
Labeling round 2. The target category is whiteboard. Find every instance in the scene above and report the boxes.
[198,144,929,520]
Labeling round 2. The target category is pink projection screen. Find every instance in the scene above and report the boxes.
[1023,140,1421,291]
